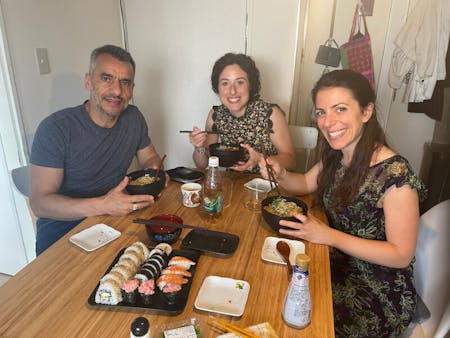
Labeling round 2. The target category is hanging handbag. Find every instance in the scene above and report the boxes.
[315,38,341,67]
[340,3,375,89]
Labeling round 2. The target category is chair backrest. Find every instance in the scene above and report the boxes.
[10,165,30,197]
[413,199,450,337]
[288,125,319,172]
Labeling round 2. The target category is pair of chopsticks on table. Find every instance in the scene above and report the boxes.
[208,317,259,338]
[133,219,209,231]
[263,152,281,196]
[179,130,223,134]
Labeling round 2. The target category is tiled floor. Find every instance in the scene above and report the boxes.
[0,273,11,287]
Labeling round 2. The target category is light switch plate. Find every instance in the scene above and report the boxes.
[35,48,50,74]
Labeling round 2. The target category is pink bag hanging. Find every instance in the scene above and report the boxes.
[340,2,375,89]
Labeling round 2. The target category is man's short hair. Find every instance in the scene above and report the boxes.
[89,45,136,74]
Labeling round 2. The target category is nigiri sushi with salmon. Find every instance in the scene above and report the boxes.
[168,256,196,270]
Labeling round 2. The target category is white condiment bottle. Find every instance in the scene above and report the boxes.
[282,253,312,328]
[130,317,150,338]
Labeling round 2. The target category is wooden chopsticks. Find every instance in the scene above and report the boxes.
[208,317,259,338]
[262,152,281,196]
[179,130,223,134]
[133,219,210,231]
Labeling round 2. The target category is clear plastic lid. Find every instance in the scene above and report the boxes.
[208,156,219,167]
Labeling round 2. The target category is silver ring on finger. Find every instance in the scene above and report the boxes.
[132,202,138,211]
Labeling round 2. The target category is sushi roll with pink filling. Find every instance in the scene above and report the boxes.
[121,278,139,304]
[162,282,183,304]
[138,279,155,305]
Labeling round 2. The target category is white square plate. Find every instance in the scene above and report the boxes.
[194,276,250,316]
[261,236,305,265]
[69,223,121,252]
[244,178,273,193]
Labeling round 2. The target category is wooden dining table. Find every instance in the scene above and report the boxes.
[0,171,334,337]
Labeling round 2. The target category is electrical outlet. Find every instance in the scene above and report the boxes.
[35,48,50,74]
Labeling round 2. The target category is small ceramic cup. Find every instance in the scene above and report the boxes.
[181,182,202,207]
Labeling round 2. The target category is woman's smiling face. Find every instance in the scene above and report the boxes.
[217,64,250,117]
[314,86,373,157]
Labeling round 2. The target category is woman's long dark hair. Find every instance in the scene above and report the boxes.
[312,70,386,208]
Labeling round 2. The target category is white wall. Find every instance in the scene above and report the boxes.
[124,0,301,169]
[1,0,124,153]
[0,0,123,270]
[293,0,434,173]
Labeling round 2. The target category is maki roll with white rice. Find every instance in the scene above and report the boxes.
[95,279,122,305]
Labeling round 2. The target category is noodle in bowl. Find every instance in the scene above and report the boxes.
[261,195,308,233]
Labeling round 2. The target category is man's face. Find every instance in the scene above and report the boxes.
[84,53,135,123]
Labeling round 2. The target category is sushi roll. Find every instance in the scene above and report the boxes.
[116,257,139,272]
[161,282,182,304]
[121,250,143,266]
[121,279,139,304]
[95,279,122,305]
[110,265,134,280]
[155,243,172,256]
[100,270,126,286]
[168,256,196,270]
[138,279,155,305]
[132,241,150,260]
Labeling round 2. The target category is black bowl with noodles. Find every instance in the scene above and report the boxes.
[126,168,166,197]
[261,195,308,233]
[209,143,246,168]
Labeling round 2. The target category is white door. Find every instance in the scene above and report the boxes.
[0,136,28,275]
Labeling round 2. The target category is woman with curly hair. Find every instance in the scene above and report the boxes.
[259,69,427,337]
[188,52,295,171]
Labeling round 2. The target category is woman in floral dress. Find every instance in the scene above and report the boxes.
[259,69,427,337]
[188,52,295,171]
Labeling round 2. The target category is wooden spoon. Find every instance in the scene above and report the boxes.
[276,240,293,281]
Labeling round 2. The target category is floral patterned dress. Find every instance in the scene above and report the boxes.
[323,155,427,338]
[211,98,278,158]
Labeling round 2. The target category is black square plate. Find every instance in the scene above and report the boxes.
[87,247,200,315]
[167,167,204,183]
[181,230,239,257]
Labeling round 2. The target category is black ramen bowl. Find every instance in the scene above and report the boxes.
[261,195,308,233]
[145,214,182,244]
[126,168,166,197]
[209,143,246,168]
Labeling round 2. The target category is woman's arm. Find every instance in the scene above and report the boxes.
[258,157,320,196]
[279,184,420,268]
[190,108,218,169]
[268,105,296,170]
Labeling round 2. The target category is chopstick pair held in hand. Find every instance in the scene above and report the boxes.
[179,130,223,134]
[262,152,281,196]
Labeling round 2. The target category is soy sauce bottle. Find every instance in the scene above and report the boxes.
[130,317,150,338]
[202,156,223,217]
[282,253,312,328]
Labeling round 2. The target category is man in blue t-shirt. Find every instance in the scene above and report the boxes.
[30,45,164,255]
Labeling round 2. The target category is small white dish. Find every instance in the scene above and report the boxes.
[69,223,121,252]
[244,178,272,193]
[194,276,250,316]
[261,236,305,265]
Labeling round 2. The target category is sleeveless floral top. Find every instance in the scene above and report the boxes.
[324,155,427,338]
[211,98,278,157]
